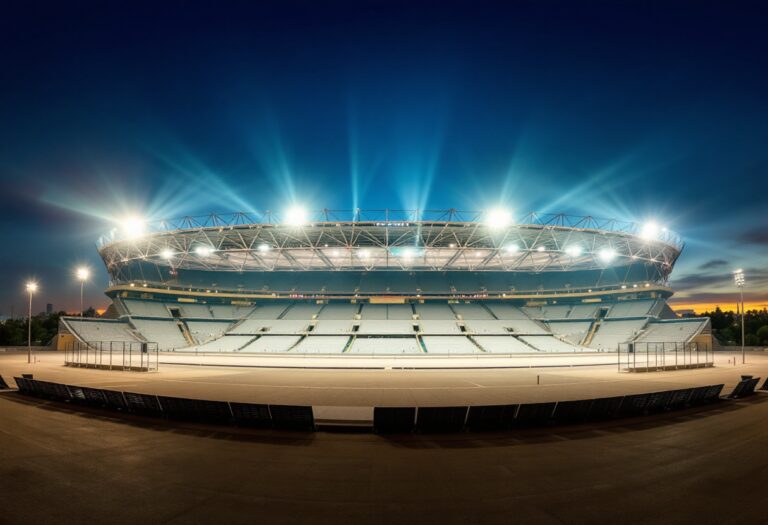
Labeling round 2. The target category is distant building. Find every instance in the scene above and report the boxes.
[46,303,53,315]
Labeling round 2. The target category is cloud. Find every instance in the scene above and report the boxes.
[737,226,768,246]
[698,259,728,270]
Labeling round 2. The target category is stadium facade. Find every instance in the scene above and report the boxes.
[58,210,712,356]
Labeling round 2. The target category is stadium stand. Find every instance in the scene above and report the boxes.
[464,319,548,335]
[567,304,598,319]
[184,335,257,353]
[247,303,292,319]
[587,319,648,350]
[347,336,423,354]
[240,335,302,353]
[208,304,256,319]
[360,303,414,320]
[123,299,173,318]
[415,303,457,320]
[520,335,584,353]
[129,319,189,350]
[419,320,462,334]
[606,299,656,318]
[545,321,592,345]
[317,303,359,319]
[311,320,355,334]
[228,319,309,335]
[291,336,351,354]
[282,303,323,320]
[186,321,233,343]
[634,319,707,343]
[451,303,494,319]
[484,303,530,319]
[63,318,141,343]
[357,320,416,335]
[473,335,537,353]
[179,303,214,319]
[421,336,482,354]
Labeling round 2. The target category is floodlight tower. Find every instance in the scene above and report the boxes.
[734,269,745,364]
[76,267,90,317]
[25,281,38,364]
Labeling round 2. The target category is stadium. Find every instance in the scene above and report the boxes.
[56,209,713,365]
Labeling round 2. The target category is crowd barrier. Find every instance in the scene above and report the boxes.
[8,376,757,433]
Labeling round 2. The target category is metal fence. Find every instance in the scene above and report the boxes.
[617,341,712,372]
[64,340,159,372]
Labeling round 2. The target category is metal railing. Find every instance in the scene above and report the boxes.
[617,341,712,372]
[64,340,159,372]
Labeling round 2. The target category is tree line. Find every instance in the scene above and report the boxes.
[696,307,768,346]
[0,309,96,346]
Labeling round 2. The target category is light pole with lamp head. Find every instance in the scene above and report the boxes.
[25,281,38,364]
[76,267,90,317]
[734,269,745,364]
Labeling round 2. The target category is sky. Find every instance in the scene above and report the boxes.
[0,0,766,315]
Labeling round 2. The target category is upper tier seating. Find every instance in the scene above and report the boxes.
[357,320,416,335]
[483,303,530,320]
[587,319,648,350]
[64,318,140,343]
[541,305,572,319]
[415,303,457,320]
[567,304,598,319]
[311,320,355,334]
[282,303,323,320]
[473,336,537,353]
[545,321,593,345]
[606,300,656,318]
[130,319,189,350]
[463,319,548,335]
[317,303,359,319]
[239,335,301,353]
[290,336,351,354]
[228,320,309,335]
[184,335,257,352]
[451,303,494,319]
[178,303,213,319]
[419,320,462,334]
[208,304,257,319]
[359,303,414,320]
[247,303,292,319]
[186,321,233,343]
[123,299,172,318]
[634,320,707,343]
[347,337,423,355]
[520,335,584,352]
[421,336,481,354]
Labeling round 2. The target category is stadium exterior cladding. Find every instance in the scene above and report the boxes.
[97,210,683,302]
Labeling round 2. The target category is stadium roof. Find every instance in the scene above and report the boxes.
[97,210,683,276]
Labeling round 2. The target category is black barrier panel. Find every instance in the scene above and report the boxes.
[22,379,42,397]
[465,405,518,431]
[373,407,416,434]
[269,405,314,431]
[123,392,163,416]
[157,396,233,425]
[552,399,593,424]
[688,385,711,405]
[645,391,674,413]
[667,388,694,409]
[13,377,32,394]
[729,378,759,399]
[67,386,87,403]
[586,396,624,421]
[514,402,556,426]
[81,387,110,407]
[0,375,8,389]
[416,407,468,433]
[37,380,69,401]
[618,393,652,417]
[230,402,272,427]
[101,390,128,411]
[703,384,724,402]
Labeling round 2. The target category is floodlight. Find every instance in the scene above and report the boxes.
[485,207,513,229]
[536,246,545,252]
[195,245,214,257]
[734,269,745,287]
[258,243,271,253]
[640,221,660,240]
[285,205,308,226]
[75,267,90,281]
[505,244,519,254]
[121,215,146,239]
[564,245,582,257]
[160,248,174,260]
[25,281,38,293]
[598,248,617,263]
[358,249,370,259]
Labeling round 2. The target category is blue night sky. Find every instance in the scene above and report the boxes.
[0,0,766,314]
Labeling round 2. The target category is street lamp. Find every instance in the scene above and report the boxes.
[734,269,745,364]
[25,281,38,364]
[76,266,90,317]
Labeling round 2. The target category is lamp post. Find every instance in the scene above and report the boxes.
[734,269,745,364]
[25,281,38,364]
[76,267,90,317]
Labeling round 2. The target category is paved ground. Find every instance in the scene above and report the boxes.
[0,351,764,407]
[1,390,767,524]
